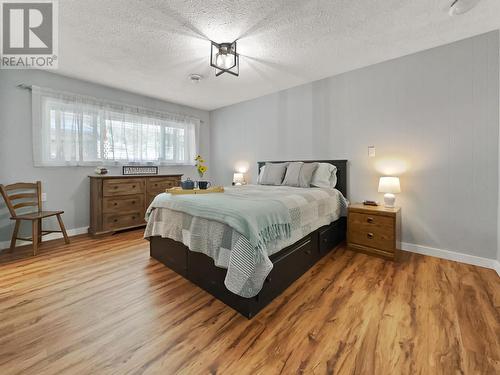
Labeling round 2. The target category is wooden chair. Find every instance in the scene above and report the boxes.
[0,181,69,255]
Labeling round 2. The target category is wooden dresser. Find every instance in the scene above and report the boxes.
[347,203,401,260]
[89,174,182,235]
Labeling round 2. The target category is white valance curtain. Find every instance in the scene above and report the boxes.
[32,86,200,166]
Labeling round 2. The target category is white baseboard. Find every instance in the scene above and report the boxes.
[401,242,500,277]
[0,226,88,251]
[493,260,500,277]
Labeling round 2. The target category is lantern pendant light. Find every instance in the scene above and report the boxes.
[210,41,239,77]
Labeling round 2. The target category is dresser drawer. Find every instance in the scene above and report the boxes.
[103,179,144,197]
[103,194,144,214]
[146,178,179,194]
[103,211,144,231]
[349,227,394,253]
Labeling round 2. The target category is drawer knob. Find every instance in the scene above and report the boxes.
[132,201,135,204]
[114,186,118,189]
[114,202,117,206]
[132,185,136,188]
[113,219,118,222]
[305,250,312,255]
[367,217,374,223]
[367,232,374,239]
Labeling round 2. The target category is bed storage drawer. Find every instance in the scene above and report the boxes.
[187,250,255,315]
[189,237,316,315]
[319,225,336,255]
[149,216,348,319]
[259,237,316,304]
[188,252,231,296]
[150,237,188,277]
[319,217,347,255]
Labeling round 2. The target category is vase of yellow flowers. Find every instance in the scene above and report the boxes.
[195,155,211,189]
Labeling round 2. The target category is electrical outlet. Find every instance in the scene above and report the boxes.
[368,146,376,158]
[41,193,47,202]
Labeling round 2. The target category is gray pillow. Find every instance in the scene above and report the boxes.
[282,162,303,187]
[298,162,318,187]
[260,162,288,185]
[282,162,318,187]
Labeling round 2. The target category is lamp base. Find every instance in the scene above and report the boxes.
[383,193,396,208]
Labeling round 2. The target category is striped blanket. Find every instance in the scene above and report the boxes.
[144,185,347,298]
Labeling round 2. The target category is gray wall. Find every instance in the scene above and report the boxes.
[0,70,210,245]
[210,31,500,259]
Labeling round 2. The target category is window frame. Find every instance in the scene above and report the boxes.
[32,86,200,167]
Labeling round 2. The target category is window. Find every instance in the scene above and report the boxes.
[32,86,199,166]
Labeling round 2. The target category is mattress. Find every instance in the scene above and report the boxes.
[144,185,348,297]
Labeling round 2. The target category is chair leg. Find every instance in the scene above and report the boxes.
[57,214,70,244]
[38,218,42,245]
[32,220,39,256]
[9,220,20,253]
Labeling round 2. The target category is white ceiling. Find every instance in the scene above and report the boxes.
[59,0,500,111]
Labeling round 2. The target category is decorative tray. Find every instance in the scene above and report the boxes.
[166,186,224,195]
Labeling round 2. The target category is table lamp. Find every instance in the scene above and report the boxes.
[233,172,245,186]
[378,176,401,207]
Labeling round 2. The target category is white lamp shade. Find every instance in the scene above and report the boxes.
[233,172,245,184]
[378,177,401,194]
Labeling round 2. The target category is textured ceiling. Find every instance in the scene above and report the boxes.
[58,0,500,110]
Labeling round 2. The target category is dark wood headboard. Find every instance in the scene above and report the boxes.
[257,160,348,198]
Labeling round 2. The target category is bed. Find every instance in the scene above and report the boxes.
[146,159,348,318]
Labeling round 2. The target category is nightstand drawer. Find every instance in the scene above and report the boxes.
[349,228,394,253]
[348,212,393,231]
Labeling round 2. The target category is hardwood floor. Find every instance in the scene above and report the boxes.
[0,230,498,375]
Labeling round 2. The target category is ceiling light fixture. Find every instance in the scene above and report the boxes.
[210,41,239,77]
[448,0,481,16]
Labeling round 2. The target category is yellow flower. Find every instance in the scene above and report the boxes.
[198,165,207,173]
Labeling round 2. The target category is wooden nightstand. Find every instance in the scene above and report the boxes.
[347,203,401,260]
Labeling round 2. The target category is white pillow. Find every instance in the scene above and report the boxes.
[311,163,337,188]
[257,166,266,184]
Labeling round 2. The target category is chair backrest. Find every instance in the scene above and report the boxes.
[0,181,42,218]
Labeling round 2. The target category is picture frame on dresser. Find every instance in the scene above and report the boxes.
[122,165,159,175]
